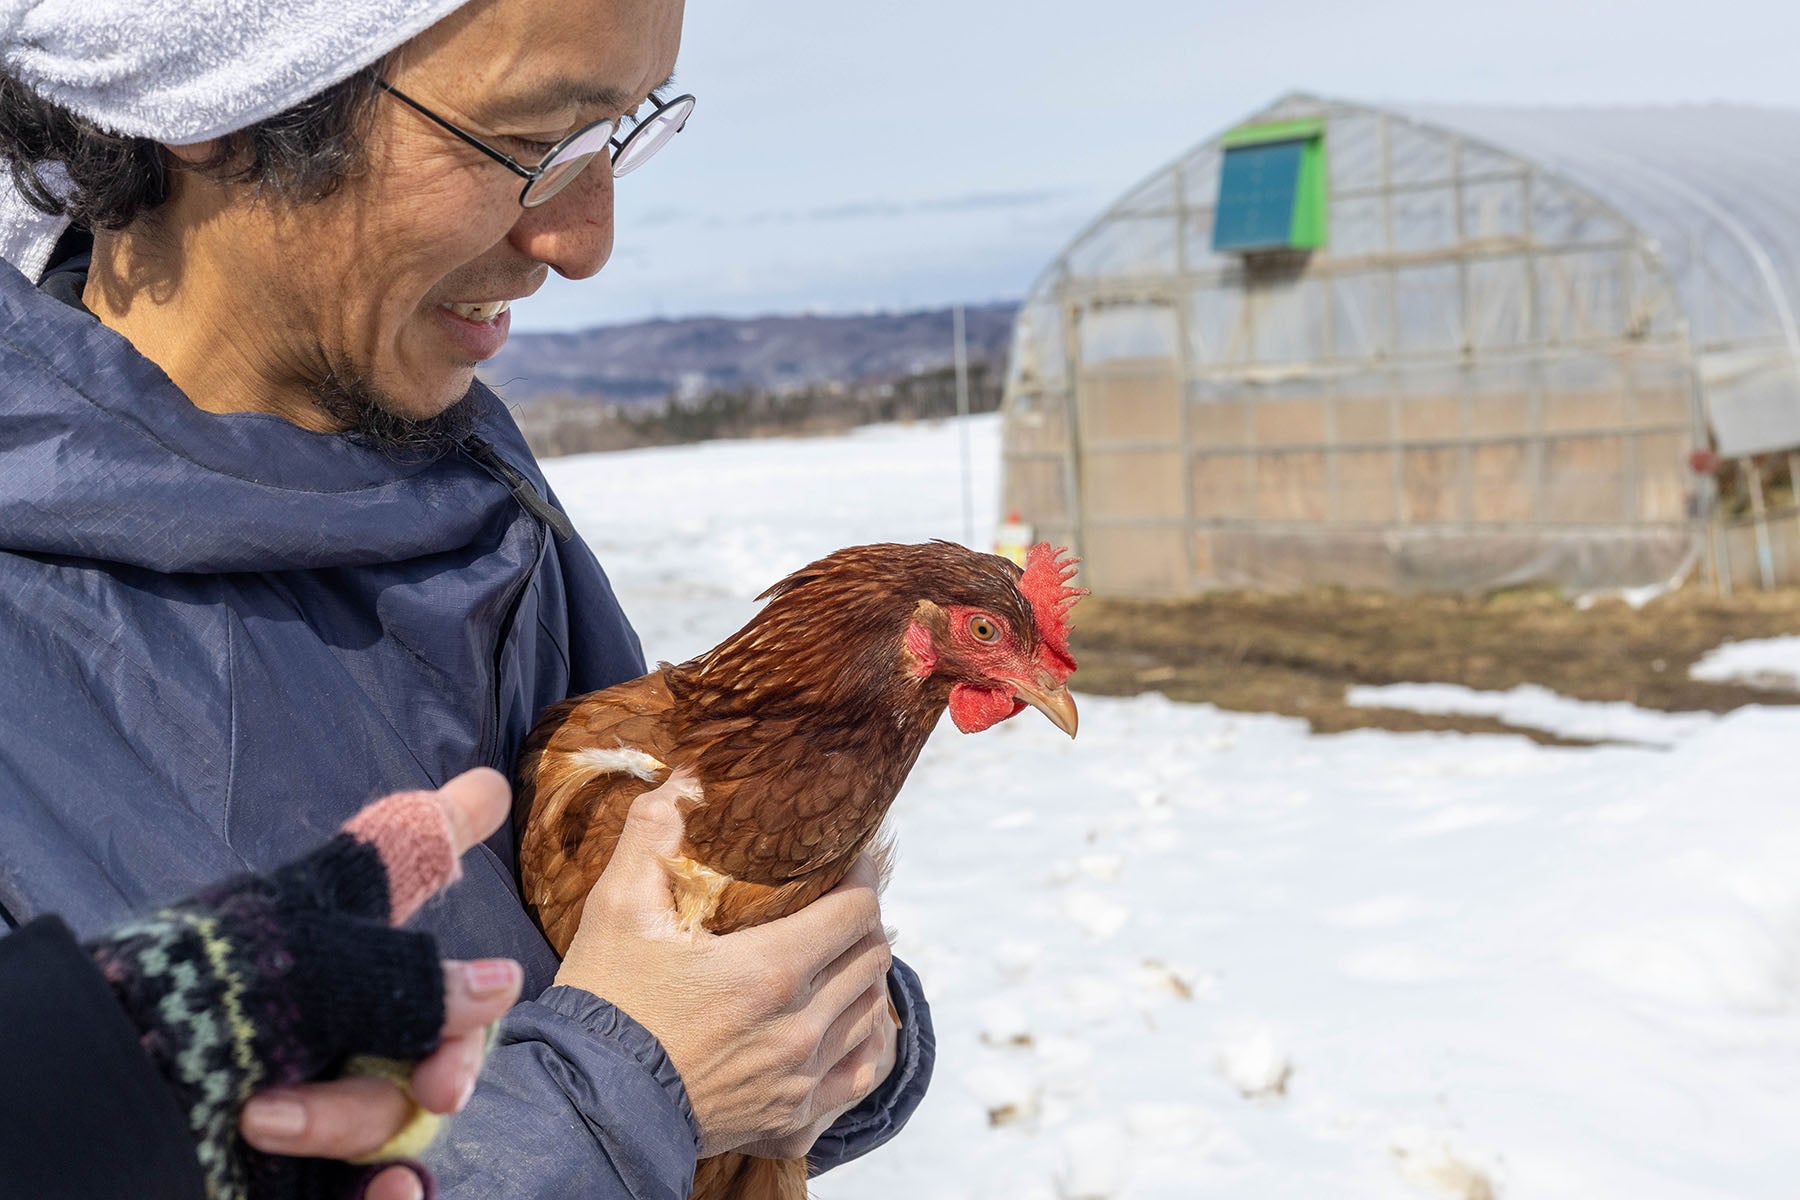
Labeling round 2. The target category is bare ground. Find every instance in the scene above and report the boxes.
[1068,587,1800,745]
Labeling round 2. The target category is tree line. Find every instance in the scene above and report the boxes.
[511,361,1005,458]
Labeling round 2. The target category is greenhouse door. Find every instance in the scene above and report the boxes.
[1070,298,1192,595]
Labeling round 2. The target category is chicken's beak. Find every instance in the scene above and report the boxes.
[1011,676,1079,738]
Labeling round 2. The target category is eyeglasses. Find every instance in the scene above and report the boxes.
[376,79,696,208]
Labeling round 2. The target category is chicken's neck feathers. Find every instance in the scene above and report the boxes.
[674,600,951,735]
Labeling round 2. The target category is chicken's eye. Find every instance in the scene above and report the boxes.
[969,615,1000,643]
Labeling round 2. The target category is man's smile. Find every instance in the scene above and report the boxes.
[441,299,512,321]
[432,299,513,360]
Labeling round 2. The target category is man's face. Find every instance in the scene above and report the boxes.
[189,0,685,425]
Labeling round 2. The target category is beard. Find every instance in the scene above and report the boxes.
[310,360,479,462]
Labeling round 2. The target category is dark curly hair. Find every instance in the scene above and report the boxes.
[0,65,388,230]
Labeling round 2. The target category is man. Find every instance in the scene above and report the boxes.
[0,0,933,1195]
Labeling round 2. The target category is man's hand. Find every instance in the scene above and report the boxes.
[555,773,900,1159]
[733,968,899,1161]
[237,769,524,1200]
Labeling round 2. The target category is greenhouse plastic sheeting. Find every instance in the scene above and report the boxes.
[999,94,1800,595]
[1399,102,1800,456]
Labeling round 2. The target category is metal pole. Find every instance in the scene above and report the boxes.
[954,303,974,547]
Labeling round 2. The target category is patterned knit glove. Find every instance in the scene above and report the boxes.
[86,791,463,1200]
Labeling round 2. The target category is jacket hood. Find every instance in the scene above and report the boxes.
[0,258,535,573]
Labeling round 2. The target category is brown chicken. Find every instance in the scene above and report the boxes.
[513,539,1084,1199]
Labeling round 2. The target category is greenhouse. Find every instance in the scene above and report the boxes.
[998,93,1800,595]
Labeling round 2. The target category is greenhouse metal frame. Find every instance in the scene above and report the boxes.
[999,93,1800,595]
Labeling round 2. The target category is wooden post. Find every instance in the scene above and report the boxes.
[1789,452,1800,580]
[1701,481,1721,596]
[1746,456,1776,590]
[1715,503,1734,597]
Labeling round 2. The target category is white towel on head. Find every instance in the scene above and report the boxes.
[0,0,473,278]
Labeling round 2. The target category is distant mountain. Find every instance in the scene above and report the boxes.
[478,302,1018,407]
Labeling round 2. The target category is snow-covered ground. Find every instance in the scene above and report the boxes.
[543,416,1800,1200]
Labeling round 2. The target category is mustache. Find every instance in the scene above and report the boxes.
[432,268,547,305]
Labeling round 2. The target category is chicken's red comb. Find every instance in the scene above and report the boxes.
[1020,542,1087,676]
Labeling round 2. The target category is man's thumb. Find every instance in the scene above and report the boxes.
[602,768,699,919]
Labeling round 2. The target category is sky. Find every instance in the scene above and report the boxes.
[516,0,1800,332]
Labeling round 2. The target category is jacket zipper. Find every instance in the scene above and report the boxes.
[477,517,543,769]
[459,435,564,767]
[458,435,575,542]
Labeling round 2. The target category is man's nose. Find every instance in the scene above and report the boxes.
[508,161,616,280]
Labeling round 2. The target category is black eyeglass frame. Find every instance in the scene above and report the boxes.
[375,79,695,208]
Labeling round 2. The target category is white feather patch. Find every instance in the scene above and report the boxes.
[565,745,668,781]
[666,855,732,936]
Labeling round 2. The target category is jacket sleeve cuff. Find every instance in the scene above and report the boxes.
[428,984,700,1199]
[530,984,702,1138]
[807,955,936,1175]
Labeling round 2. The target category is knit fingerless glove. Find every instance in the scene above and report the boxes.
[86,790,463,1200]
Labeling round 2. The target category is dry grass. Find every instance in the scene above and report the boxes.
[1069,587,1800,745]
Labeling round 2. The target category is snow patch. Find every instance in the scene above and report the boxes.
[1347,681,1714,744]
[1061,889,1130,941]
[1133,958,1208,1003]
[1392,1134,1499,1200]
[1054,1121,1130,1200]
[1216,1025,1292,1100]
[962,1060,1041,1130]
[978,997,1034,1048]
[1689,635,1800,691]
[1571,918,1793,1011]
[993,939,1042,982]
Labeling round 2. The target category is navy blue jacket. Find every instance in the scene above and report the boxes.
[0,259,932,1197]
